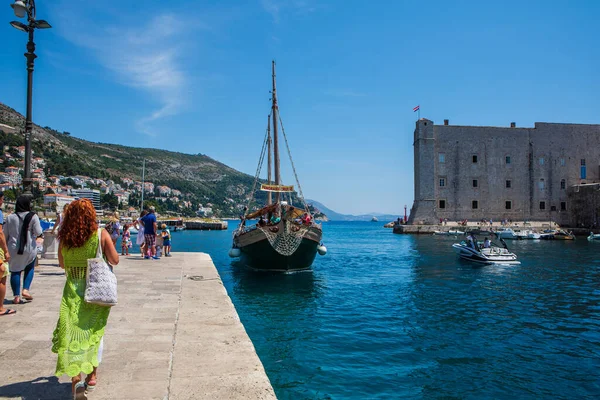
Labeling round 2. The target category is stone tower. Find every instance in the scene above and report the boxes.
[408,118,436,224]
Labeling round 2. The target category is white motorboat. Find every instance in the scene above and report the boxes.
[452,240,521,265]
[587,232,600,241]
[514,229,541,239]
[433,230,465,236]
[495,228,518,240]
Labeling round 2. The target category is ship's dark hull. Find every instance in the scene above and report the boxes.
[238,236,319,271]
[233,222,322,272]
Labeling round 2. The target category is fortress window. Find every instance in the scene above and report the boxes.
[472,200,478,209]
[472,179,478,188]
[439,153,445,163]
[539,201,546,210]
[560,179,566,190]
[506,180,512,188]
[561,202,566,211]
[505,156,511,164]
[560,158,565,166]
[472,155,478,163]
[581,159,586,166]
[439,178,446,187]
[439,200,446,209]
[539,157,545,165]
[539,179,545,190]
[505,201,512,210]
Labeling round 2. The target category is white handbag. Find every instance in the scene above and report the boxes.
[84,228,118,307]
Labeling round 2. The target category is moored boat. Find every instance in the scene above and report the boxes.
[452,237,520,265]
[587,232,600,241]
[230,62,325,272]
[540,229,575,240]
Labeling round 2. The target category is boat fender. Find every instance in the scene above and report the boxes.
[317,244,327,256]
[228,248,241,258]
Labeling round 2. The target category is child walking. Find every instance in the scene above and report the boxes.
[161,224,172,257]
[121,224,132,256]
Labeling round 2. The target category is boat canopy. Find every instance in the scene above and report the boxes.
[245,203,278,220]
[245,203,307,220]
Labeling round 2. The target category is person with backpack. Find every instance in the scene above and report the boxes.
[4,195,43,304]
[105,212,121,248]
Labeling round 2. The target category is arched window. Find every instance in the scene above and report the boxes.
[538,179,545,190]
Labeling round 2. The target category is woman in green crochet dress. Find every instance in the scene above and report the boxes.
[52,199,119,399]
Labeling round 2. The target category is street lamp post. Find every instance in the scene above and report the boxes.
[9,0,51,197]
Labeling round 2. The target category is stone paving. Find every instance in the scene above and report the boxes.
[0,253,276,400]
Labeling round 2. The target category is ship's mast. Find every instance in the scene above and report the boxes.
[267,114,272,205]
[271,60,281,203]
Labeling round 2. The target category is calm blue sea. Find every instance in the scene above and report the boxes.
[130,222,600,399]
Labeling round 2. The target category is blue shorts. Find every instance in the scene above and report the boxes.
[163,240,171,246]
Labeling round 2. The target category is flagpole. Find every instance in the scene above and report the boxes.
[418,108,420,120]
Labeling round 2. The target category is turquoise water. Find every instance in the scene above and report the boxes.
[132,222,600,399]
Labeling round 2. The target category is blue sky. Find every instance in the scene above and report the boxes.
[1,0,599,215]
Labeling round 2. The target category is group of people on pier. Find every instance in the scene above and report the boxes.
[0,196,173,398]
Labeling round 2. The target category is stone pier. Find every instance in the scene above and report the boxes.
[0,253,276,400]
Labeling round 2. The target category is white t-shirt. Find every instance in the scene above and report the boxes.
[5,212,43,272]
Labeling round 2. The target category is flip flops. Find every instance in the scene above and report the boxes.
[85,380,96,392]
[73,381,87,400]
[22,293,33,301]
[0,309,16,316]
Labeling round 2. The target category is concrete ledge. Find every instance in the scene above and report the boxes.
[0,253,276,400]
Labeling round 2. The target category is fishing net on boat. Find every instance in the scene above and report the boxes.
[259,221,310,256]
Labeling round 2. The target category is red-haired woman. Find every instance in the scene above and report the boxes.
[52,199,119,399]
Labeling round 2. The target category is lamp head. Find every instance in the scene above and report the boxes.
[33,19,51,29]
[11,0,28,19]
[10,20,29,32]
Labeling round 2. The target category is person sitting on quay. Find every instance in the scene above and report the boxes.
[53,198,120,397]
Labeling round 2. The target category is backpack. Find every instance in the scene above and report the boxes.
[105,221,115,235]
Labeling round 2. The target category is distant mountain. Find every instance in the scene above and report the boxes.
[307,199,400,222]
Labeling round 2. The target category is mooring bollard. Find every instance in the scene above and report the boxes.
[41,231,58,259]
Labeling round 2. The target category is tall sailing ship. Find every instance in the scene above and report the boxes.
[229,62,326,272]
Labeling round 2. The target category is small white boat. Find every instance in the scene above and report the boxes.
[514,229,541,240]
[587,232,600,241]
[433,230,465,236]
[452,240,520,265]
[495,228,518,240]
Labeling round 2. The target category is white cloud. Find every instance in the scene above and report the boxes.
[50,5,198,136]
[261,0,320,23]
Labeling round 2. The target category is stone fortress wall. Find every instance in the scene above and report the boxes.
[409,119,600,227]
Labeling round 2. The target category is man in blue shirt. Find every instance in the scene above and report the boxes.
[141,206,159,259]
[0,192,15,316]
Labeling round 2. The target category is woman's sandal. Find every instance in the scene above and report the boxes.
[73,381,87,400]
[85,379,96,392]
[22,293,33,301]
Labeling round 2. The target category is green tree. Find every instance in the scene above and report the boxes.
[101,193,119,210]
[3,189,16,201]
